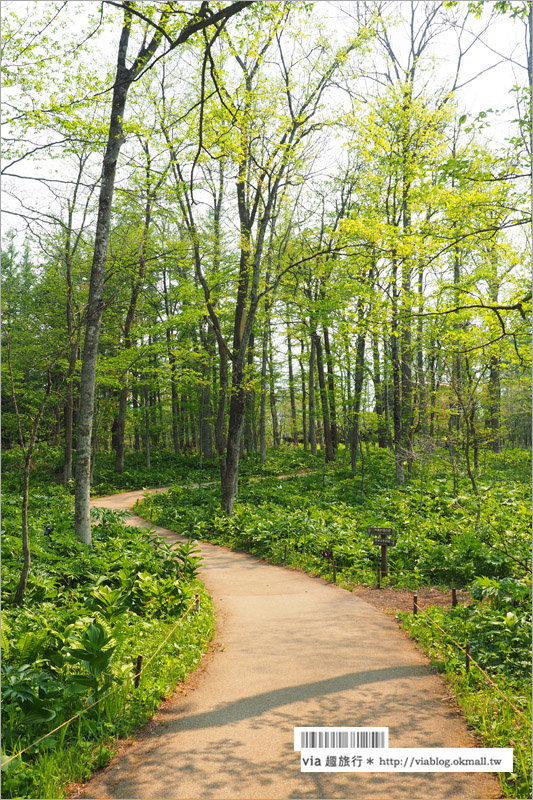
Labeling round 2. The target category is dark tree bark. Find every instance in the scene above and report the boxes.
[416,260,428,437]
[244,332,256,454]
[114,142,155,473]
[488,355,501,453]
[308,336,317,456]
[313,331,334,461]
[268,324,280,449]
[143,381,151,469]
[200,356,214,460]
[215,342,228,458]
[488,264,502,453]
[75,8,158,544]
[259,329,268,464]
[390,255,404,483]
[349,328,366,474]
[74,0,253,544]
[287,328,298,445]
[5,337,55,606]
[299,339,308,450]
[323,326,338,452]
[372,332,388,449]
[132,385,141,450]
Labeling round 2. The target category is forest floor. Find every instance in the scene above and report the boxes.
[72,487,501,800]
[352,586,471,617]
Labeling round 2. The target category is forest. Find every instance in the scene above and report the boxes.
[1,1,531,799]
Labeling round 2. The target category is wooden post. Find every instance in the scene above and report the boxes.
[368,530,396,580]
[195,593,200,612]
[284,543,287,560]
[377,567,381,589]
[465,642,470,673]
[134,654,143,688]
[452,588,457,607]
[333,560,337,584]
[381,544,388,576]
[413,595,418,615]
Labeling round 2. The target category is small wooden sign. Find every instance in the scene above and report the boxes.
[367,527,393,536]
[368,527,396,576]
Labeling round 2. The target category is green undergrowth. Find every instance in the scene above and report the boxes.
[90,445,322,494]
[0,444,324,498]
[399,587,532,799]
[137,447,531,590]
[1,489,215,799]
[0,444,221,496]
[136,445,531,799]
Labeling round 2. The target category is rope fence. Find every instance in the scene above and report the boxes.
[274,542,475,595]
[2,595,198,768]
[410,604,529,722]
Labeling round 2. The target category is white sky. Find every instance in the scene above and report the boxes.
[1,0,530,242]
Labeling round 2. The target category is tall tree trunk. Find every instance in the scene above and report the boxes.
[428,341,438,441]
[313,331,334,461]
[73,0,249,541]
[391,256,404,484]
[349,330,366,474]
[114,167,153,472]
[14,459,31,606]
[450,140,462,438]
[215,342,228,459]
[75,14,140,544]
[308,336,317,456]
[268,324,280,448]
[244,333,256,453]
[168,337,180,454]
[221,357,247,514]
[200,358,213,460]
[143,381,151,468]
[488,354,501,453]
[6,348,54,605]
[299,339,308,450]
[372,332,388,449]
[416,260,428,437]
[400,259,413,477]
[132,385,141,451]
[287,328,298,445]
[259,324,268,464]
[488,262,501,453]
[323,326,338,452]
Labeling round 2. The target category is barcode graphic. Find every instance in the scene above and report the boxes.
[300,730,386,749]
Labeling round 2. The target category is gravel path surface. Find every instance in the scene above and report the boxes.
[75,489,501,800]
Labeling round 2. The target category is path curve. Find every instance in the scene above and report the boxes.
[78,489,500,800]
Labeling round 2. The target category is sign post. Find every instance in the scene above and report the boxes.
[367,527,396,577]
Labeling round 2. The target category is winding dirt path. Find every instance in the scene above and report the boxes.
[77,488,500,800]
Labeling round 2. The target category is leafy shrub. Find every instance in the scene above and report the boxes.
[1,489,214,799]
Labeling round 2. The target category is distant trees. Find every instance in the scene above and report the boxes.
[1,0,531,534]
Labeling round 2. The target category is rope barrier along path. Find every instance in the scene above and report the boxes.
[2,597,198,768]
[413,608,529,722]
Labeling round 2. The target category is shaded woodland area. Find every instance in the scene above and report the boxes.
[1,3,532,798]
[2,1,531,530]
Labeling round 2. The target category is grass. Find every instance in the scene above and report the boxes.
[1,486,216,799]
[135,444,531,799]
[3,443,530,797]
[399,605,531,799]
